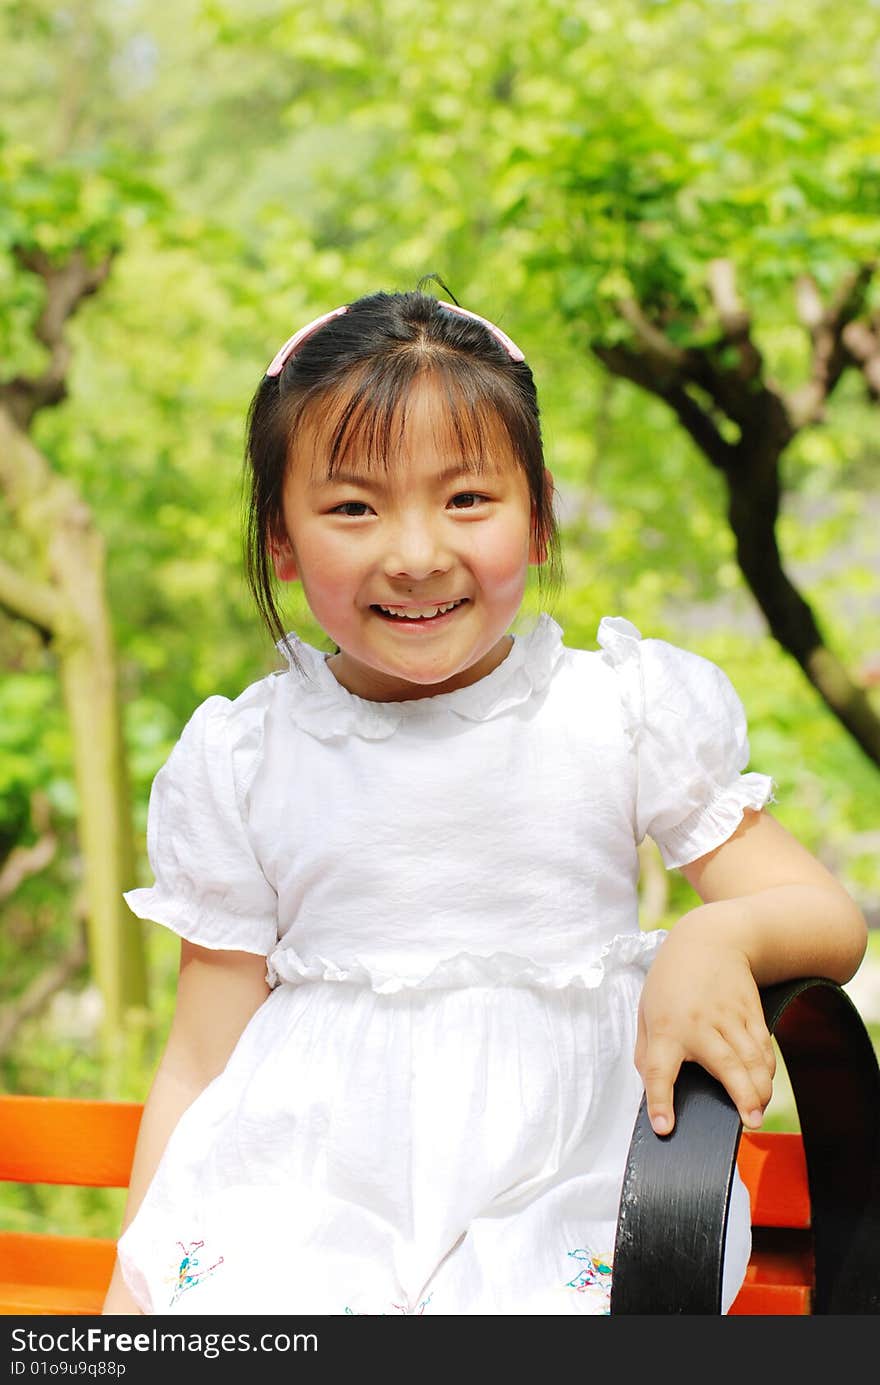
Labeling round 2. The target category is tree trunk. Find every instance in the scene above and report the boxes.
[0,408,148,1046]
[727,464,880,765]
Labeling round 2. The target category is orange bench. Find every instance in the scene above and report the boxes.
[0,1096,142,1316]
[0,1091,828,1316]
[3,977,878,1317]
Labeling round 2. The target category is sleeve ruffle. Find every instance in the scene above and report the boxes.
[597,616,777,870]
[123,691,278,954]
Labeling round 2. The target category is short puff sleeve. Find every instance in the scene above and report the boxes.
[123,694,278,954]
[598,616,777,870]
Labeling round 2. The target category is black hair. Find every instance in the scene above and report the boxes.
[242,288,563,659]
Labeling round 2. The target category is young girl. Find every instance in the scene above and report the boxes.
[103,290,867,1316]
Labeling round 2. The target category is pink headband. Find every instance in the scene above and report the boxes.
[436,301,525,362]
[265,306,350,377]
[264,299,525,377]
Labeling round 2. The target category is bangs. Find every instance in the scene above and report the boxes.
[292,360,532,483]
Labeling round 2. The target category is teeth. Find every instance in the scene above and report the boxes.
[377,600,464,619]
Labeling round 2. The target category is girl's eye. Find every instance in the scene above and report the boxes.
[449,492,488,509]
[331,501,372,517]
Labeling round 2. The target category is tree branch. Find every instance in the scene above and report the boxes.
[591,340,738,473]
[0,931,88,1054]
[602,273,790,462]
[0,554,61,636]
[617,298,688,368]
[841,318,880,400]
[789,263,876,426]
[664,383,739,473]
[0,788,85,1053]
[590,274,880,768]
[0,401,73,527]
[0,833,57,903]
[0,246,116,428]
[706,258,763,382]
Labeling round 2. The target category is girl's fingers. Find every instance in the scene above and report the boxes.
[640,1026,775,1135]
[694,1030,772,1128]
[746,1016,777,1080]
[637,1035,684,1136]
[721,1021,776,1112]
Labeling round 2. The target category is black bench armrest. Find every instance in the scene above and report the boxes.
[610,977,880,1314]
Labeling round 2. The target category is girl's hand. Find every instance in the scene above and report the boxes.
[635,921,776,1136]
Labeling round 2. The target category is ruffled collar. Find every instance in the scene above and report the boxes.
[275,613,565,741]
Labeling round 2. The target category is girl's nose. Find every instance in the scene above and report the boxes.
[382,516,452,581]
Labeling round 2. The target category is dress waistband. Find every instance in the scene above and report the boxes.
[266,931,667,995]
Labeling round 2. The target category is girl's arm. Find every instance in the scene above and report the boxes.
[101,941,271,1314]
[636,807,868,1136]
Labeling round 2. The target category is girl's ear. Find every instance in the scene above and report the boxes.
[270,533,299,582]
[528,467,554,566]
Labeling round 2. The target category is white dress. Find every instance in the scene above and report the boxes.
[117,614,775,1316]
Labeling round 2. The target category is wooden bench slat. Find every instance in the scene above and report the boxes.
[0,1283,107,1316]
[0,1095,143,1187]
[737,1130,811,1229]
[731,1233,813,1313]
[0,1230,117,1283]
[0,1232,115,1316]
[729,1282,812,1315]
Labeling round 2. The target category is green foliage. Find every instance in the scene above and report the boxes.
[0,141,167,374]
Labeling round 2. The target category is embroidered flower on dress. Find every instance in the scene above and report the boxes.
[168,1239,224,1307]
[344,1291,433,1315]
[566,1248,613,1314]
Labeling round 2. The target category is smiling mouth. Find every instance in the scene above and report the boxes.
[370,598,469,622]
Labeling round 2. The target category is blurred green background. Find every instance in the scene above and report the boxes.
[1,0,879,1240]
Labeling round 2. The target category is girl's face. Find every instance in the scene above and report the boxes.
[272,372,550,701]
